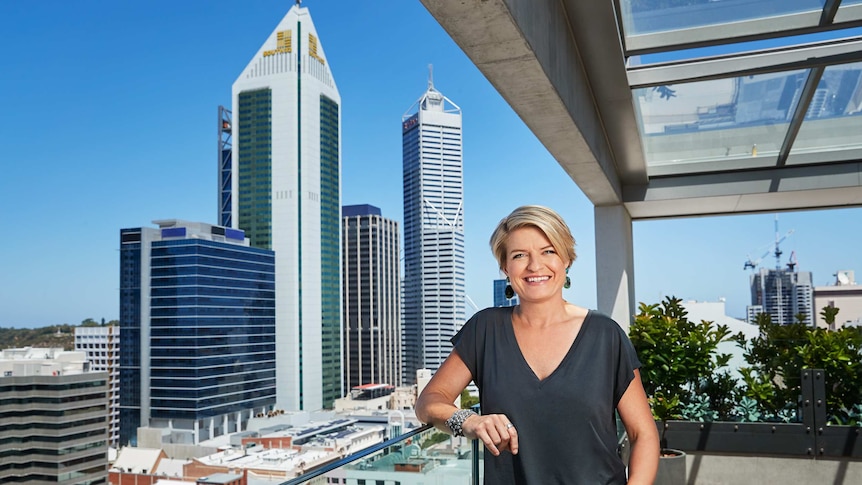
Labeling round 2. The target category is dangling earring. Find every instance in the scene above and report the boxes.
[505,277,515,299]
[564,268,571,289]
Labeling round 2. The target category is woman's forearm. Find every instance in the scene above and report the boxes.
[625,432,660,485]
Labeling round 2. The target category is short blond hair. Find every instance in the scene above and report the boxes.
[489,205,577,271]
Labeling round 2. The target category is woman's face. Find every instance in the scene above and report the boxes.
[503,226,569,303]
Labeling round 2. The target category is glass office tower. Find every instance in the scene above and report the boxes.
[230,3,342,410]
[342,204,402,390]
[401,75,465,384]
[119,220,276,445]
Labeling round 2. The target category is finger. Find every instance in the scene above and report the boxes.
[507,425,519,455]
[479,430,501,456]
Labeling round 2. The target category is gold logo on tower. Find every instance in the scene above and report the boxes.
[263,30,292,57]
[308,33,325,65]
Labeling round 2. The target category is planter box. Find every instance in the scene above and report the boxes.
[657,420,862,458]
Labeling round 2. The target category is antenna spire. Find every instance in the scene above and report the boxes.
[428,64,434,90]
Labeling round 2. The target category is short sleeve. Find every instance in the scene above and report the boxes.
[450,310,490,389]
[613,320,642,406]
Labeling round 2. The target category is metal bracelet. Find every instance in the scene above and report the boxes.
[445,409,477,437]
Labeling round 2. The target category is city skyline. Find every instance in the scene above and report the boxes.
[3,1,861,329]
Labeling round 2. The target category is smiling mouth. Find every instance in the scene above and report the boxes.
[525,276,550,283]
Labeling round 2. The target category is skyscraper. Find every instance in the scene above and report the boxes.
[342,204,402,390]
[401,73,465,384]
[748,267,814,326]
[230,4,342,410]
[119,220,276,445]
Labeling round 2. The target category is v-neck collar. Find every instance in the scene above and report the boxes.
[505,307,592,385]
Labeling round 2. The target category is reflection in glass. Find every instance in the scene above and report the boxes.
[788,61,862,164]
[284,425,479,485]
[635,70,813,171]
[620,0,823,36]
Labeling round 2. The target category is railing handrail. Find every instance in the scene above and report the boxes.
[280,423,434,485]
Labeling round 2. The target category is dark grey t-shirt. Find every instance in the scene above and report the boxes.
[452,306,641,484]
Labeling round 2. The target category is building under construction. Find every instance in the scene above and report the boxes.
[747,267,814,327]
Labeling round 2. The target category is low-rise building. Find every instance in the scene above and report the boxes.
[814,270,862,329]
[0,347,108,484]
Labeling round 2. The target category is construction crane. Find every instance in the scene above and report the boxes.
[743,216,794,271]
[786,251,798,272]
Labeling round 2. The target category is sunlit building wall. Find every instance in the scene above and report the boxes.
[230,4,342,410]
[401,76,465,384]
[0,348,108,484]
[74,325,120,448]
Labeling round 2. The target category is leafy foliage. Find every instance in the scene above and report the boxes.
[420,431,451,449]
[459,389,479,410]
[681,394,717,422]
[735,312,862,422]
[629,296,732,446]
[732,397,762,422]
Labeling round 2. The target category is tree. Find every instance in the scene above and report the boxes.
[460,389,479,410]
[735,310,862,423]
[629,296,732,447]
[821,306,840,330]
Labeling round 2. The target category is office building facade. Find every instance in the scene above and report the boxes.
[748,267,814,326]
[0,348,108,484]
[342,204,401,390]
[119,220,276,445]
[493,278,519,308]
[230,3,342,410]
[74,325,121,448]
[402,76,465,383]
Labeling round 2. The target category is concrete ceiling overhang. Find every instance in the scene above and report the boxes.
[421,0,862,219]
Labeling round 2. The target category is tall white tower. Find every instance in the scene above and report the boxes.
[231,4,342,410]
[401,70,465,383]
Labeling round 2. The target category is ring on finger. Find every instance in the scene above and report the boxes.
[505,423,515,429]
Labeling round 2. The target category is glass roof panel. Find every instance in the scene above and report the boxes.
[836,2,862,22]
[634,28,862,66]
[786,61,862,165]
[635,70,810,174]
[619,0,824,37]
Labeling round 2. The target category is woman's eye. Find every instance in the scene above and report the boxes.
[512,253,524,259]
[544,249,556,254]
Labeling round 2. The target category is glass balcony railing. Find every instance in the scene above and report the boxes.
[279,414,629,485]
[280,423,482,485]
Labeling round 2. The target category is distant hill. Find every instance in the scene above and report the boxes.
[0,320,118,351]
[0,325,76,351]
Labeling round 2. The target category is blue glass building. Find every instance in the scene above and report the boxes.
[492,278,519,308]
[119,220,276,445]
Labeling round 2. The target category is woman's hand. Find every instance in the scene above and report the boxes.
[462,413,519,456]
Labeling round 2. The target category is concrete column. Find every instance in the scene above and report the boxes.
[594,204,635,331]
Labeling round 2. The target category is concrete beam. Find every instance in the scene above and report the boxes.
[420,0,625,205]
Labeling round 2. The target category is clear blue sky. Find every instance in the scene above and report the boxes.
[1,1,859,328]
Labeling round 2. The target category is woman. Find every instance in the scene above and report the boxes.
[416,205,659,484]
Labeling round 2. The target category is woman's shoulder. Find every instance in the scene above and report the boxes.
[471,306,515,323]
[584,310,628,335]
